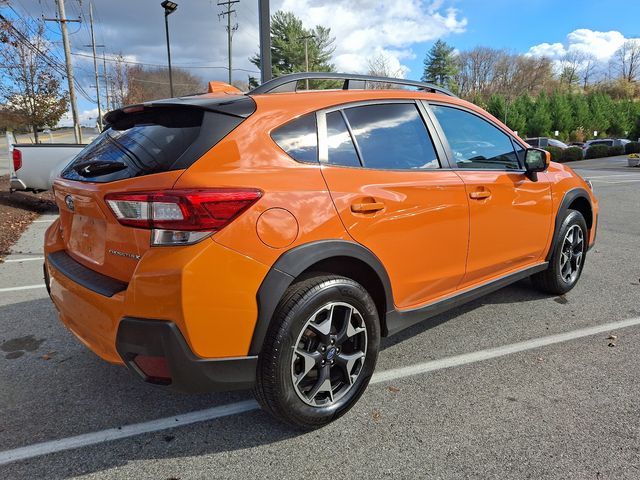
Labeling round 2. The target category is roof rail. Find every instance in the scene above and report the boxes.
[249,72,458,97]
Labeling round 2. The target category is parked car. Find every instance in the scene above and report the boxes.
[568,142,586,148]
[7,131,86,192]
[44,73,598,429]
[583,138,630,151]
[525,137,569,149]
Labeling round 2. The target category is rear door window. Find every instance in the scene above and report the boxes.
[342,103,440,170]
[326,111,361,167]
[271,113,318,163]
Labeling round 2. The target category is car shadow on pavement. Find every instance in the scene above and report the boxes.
[0,282,552,478]
[381,279,549,350]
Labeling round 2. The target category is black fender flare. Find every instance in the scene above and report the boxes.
[547,187,592,261]
[249,240,394,355]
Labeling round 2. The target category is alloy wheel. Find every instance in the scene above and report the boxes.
[291,302,368,407]
[559,224,584,283]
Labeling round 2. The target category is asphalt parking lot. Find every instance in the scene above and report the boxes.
[0,157,639,479]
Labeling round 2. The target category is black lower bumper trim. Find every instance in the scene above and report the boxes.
[47,251,127,297]
[116,318,256,393]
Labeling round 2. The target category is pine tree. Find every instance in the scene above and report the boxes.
[549,91,573,136]
[527,91,552,137]
[250,11,335,78]
[421,40,459,91]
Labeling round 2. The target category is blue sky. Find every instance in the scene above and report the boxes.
[401,0,640,78]
[4,0,640,126]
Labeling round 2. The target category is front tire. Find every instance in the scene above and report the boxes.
[254,275,380,430]
[532,209,588,295]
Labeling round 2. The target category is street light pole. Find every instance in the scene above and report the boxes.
[299,34,314,90]
[161,1,178,97]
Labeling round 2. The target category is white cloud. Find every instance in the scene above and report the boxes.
[57,108,99,128]
[527,29,629,61]
[277,0,467,74]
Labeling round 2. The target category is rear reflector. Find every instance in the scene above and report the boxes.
[12,149,22,171]
[133,355,171,384]
[104,189,262,245]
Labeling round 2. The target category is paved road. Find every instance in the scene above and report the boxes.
[0,159,639,479]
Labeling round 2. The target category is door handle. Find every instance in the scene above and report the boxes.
[469,190,491,200]
[351,201,385,213]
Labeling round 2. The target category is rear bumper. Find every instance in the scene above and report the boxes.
[9,176,27,191]
[116,318,257,393]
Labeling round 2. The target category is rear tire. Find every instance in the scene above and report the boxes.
[532,209,588,295]
[254,275,380,430]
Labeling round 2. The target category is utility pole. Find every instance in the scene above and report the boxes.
[101,51,111,111]
[258,0,271,83]
[46,0,82,143]
[88,3,102,130]
[299,34,314,90]
[218,0,239,85]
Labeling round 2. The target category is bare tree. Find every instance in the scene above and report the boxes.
[366,54,404,89]
[614,40,640,82]
[455,47,504,97]
[0,18,68,141]
[124,65,205,105]
[581,54,598,88]
[109,53,128,109]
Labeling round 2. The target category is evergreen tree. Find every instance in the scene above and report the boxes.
[527,91,552,137]
[570,94,590,132]
[486,94,507,122]
[587,92,611,136]
[421,40,459,91]
[549,91,573,135]
[250,11,335,78]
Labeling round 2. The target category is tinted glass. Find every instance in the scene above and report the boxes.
[432,105,520,170]
[271,113,318,163]
[61,108,242,183]
[590,140,612,147]
[326,111,360,167]
[344,103,439,170]
[526,138,540,147]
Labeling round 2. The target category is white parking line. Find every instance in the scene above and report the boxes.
[0,316,639,466]
[4,257,45,263]
[0,284,45,293]
[32,219,56,223]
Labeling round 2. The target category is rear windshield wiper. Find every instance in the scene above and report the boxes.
[73,160,128,177]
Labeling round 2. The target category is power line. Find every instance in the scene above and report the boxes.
[70,50,260,73]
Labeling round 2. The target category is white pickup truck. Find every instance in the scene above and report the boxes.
[7,131,87,192]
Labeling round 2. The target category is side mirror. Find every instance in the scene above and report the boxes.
[524,148,550,180]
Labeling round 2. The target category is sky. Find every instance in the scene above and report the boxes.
[3,0,640,127]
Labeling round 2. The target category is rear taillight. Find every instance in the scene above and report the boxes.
[104,189,262,246]
[12,149,22,171]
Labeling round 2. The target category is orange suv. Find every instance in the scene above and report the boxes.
[44,73,598,428]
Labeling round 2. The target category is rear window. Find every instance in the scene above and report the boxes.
[61,107,244,183]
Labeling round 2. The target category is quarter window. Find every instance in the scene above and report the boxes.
[271,113,318,163]
[431,105,521,170]
[343,103,440,170]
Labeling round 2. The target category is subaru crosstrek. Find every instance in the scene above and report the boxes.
[44,73,598,429]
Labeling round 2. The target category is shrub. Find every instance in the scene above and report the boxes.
[585,145,610,159]
[560,146,583,162]
[625,141,640,154]
[608,145,625,156]
[542,146,563,162]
